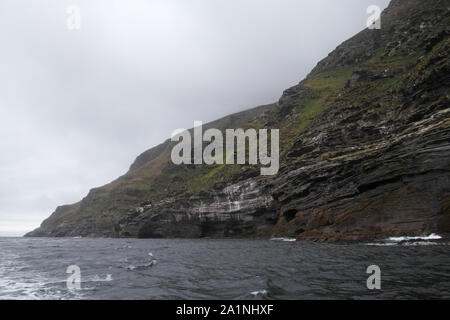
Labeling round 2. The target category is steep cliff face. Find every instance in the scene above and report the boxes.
[27,0,450,241]
[121,178,277,239]
[269,0,450,241]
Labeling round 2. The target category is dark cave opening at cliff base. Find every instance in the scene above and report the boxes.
[283,209,298,222]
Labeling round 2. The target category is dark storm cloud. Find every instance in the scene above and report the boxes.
[0,0,390,235]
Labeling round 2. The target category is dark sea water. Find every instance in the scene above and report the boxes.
[0,237,449,300]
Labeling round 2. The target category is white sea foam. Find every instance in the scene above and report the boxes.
[127,261,156,270]
[0,275,83,300]
[387,233,442,242]
[250,290,268,296]
[270,237,296,242]
[366,234,444,246]
[90,274,114,282]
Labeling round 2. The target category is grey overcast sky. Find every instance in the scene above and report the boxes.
[0,0,390,236]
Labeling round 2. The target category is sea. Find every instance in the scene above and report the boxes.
[0,236,449,300]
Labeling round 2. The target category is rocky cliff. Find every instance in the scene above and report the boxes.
[26,0,450,241]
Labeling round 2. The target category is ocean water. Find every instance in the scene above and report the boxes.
[0,237,449,300]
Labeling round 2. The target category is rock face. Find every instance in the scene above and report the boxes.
[120,178,277,239]
[26,0,450,241]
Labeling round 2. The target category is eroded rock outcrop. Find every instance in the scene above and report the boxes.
[117,178,277,238]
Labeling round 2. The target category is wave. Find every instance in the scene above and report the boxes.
[366,242,441,247]
[270,238,296,242]
[250,290,268,297]
[366,234,444,246]
[126,261,157,270]
[89,274,113,282]
[0,277,84,300]
[387,233,442,242]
